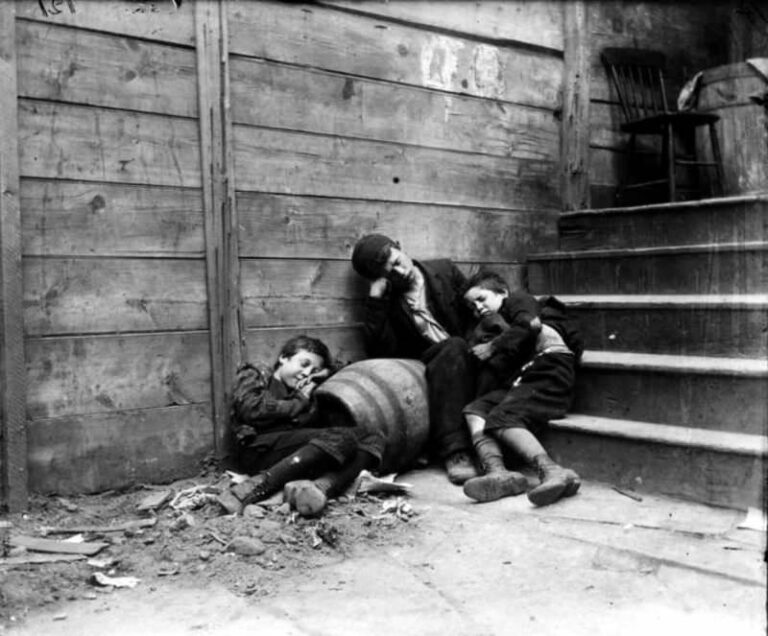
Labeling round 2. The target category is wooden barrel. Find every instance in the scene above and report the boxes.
[314,358,429,474]
[697,62,768,195]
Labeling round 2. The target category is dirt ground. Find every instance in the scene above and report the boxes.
[0,464,421,631]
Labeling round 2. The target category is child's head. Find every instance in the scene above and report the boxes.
[274,335,332,388]
[463,270,509,318]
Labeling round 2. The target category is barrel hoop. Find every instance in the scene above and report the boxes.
[320,375,391,430]
[390,359,428,394]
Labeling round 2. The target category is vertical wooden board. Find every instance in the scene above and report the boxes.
[16,0,195,46]
[229,57,560,159]
[25,332,212,419]
[243,325,367,367]
[23,257,208,335]
[16,21,198,117]
[18,101,201,187]
[233,127,559,210]
[235,194,560,261]
[561,1,591,211]
[0,1,27,511]
[227,0,562,109]
[27,405,213,494]
[21,181,205,257]
[321,0,565,51]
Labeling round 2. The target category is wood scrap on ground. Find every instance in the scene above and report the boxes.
[9,535,109,556]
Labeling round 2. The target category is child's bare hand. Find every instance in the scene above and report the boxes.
[309,368,330,382]
[470,342,494,361]
[296,377,317,398]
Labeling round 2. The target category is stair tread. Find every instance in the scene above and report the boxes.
[581,350,768,375]
[558,193,768,220]
[529,240,768,261]
[551,413,768,456]
[556,294,768,307]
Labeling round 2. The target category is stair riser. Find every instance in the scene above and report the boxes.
[543,428,765,509]
[558,199,768,251]
[529,249,767,294]
[574,369,768,435]
[572,306,768,357]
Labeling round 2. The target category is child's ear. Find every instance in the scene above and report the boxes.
[276,355,288,368]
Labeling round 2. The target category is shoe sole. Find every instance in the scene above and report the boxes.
[463,473,528,503]
[528,476,580,507]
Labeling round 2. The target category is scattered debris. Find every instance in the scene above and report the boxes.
[0,553,86,568]
[355,471,413,495]
[41,518,157,536]
[10,535,109,556]
[89,572,140,589]
[611,486,643,502]
[227,536,267,556]
[136,489,174,513]
[169,485,220,511]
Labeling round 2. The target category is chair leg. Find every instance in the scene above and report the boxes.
[666,123,676,202]
[709,123,725,197]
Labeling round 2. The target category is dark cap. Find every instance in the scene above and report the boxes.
[351,233,397,279]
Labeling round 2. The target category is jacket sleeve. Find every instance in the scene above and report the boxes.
[230,363,311,435]
[361,294,402,358]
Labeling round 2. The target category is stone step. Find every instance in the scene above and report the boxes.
[576,351,768,436]
[543,413,767,510]
[528,241,768,295]
[558,194,768,251]
[557,294,768,358]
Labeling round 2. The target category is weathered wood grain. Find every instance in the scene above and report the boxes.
[21,180,204,257]
[227,0,562,109]
[18,100,201,187]
[588,2,731,103]
[23,257,208,335]
[26,332,212,419]
[239,259,524,328]
[321,0,564,51]
[233,127,559,210]
[27,404,213,494]
[0,1,27,512]
[16,20,198,117]
[243,325,367,367]
[230,57,559,160]
[235,193,559,261]
[16,0,195,47]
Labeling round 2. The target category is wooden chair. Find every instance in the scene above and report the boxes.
[601,47,724,203]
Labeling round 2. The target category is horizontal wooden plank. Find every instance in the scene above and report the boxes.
[23,257,208,336]
[26,332,211,419]
[17,20,198,117]
[10,535,108,555]
[16,0,195,47]
[321,1,564,51]
[230,57,558,160]
[227,1,562,109]
[243,325,367,368]
[236,194,559,261]
[21,180,204,257]
[27,404,213,494]
[233,127,559,210]
[240,259,524,329]
[18,100,201,187]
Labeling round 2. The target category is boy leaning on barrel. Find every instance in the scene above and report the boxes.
[350,233,479,486]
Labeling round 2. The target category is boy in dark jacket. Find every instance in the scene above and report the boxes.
[461,270,582,507]
[351,234,477,485]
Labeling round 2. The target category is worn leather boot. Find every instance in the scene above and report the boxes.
[527,453,580,507]
[463,435,528,503]
[230,472,277,506]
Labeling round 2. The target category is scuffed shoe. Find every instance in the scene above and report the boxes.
[216,488,244,515]
[527,460,580,507]
[230,472,275,506]
[463,471,529,503]
[284,480,327,517]
[444,451,478,485]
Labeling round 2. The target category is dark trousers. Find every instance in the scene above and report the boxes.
[421,336,475,459]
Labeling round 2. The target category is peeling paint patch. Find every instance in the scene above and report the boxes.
[420,35,461,91]
[473,44,504,99]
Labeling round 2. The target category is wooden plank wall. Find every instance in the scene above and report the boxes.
[587,1,732,207]
[14,1,213,494]
[226,0,564,365]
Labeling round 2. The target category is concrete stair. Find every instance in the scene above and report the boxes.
[529,194,768,510]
